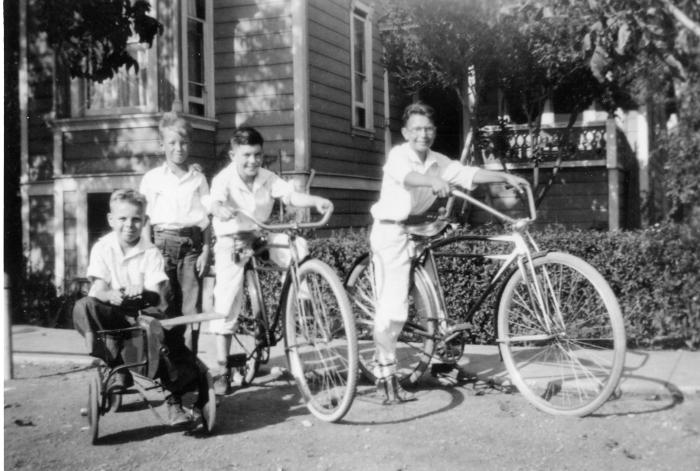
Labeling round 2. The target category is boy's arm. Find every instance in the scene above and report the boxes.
[288,192,333,214]
[90,278,124,306]
[196,223,212,277]
[403,172,452,198]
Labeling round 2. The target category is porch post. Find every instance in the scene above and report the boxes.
[291,0,310,193]
[606,116,621,231]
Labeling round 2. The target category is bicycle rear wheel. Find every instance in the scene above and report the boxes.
[497,252,626,416]
[344,254,440,385]
[285,259,357,422]
[231,269,266,386]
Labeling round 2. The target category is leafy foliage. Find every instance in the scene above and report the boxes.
[310,225,700,350]
[34,0,163,82]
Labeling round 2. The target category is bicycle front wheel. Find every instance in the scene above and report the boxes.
[497,252,626,416]
[284,259,358,422]
[344,254,441,385]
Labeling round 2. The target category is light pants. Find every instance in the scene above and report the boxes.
[369,222,412,377]
[209,232,308,335]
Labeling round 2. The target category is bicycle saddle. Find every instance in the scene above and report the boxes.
[405,219,450,238]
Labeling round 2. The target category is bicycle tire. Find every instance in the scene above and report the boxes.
[88,373,101,444]
[284,259,358,422]
[344,254,441,386]
[497,251,626,416]
[231,269,265,386]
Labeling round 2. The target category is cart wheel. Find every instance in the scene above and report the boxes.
[108,390,123,413]
[88,374,101,444]
[202,369,217,433]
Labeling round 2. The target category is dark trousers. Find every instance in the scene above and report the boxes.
[72,297,207,403]
[153,229,203,318]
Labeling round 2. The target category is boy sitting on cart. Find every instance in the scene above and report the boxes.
[72,189,209,427]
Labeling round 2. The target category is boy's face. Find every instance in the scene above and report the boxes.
[230,143,263,182]
[402,114,436,156]
[160,128,189,166]
[108,201,145,247]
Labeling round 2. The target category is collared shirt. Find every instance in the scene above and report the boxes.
[86,232,169,296]
[210,164,295,236]
[370,142,479,221]
[140,163,210,230]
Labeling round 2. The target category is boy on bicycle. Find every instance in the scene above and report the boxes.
[140,112,211,352]
[72,189,210,426]
[208,126,332,395]
[370,102,528,404]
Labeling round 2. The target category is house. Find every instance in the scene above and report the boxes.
[17,0,649,291]
[20,0,391,288]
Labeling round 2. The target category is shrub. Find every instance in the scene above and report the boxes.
[310,223,700,350]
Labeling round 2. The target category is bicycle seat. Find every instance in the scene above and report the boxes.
[405,219,450,238]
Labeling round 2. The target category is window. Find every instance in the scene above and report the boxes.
[350,2,373,130]
[71,39,156,116]
[182,0,214,117]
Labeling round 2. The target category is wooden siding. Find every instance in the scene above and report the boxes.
[468,167,611,229]
[214,0,295,168]
[307,0,386,224]
[61,126,216,176]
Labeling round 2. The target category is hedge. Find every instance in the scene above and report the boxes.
[15,224,699,349]
[309,223,700,350]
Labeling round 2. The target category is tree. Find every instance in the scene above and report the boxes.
[34,0,162,82]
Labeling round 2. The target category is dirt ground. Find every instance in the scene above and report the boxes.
[4,361,700,471]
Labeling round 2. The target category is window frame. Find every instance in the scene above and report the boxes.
[350,1,374,132]
[70,37,158,117]
[180,0,215,118]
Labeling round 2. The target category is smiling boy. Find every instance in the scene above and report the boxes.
[208,127,331,394]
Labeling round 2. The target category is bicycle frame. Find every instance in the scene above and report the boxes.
[406,186,543,346]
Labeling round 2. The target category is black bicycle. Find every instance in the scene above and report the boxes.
[345,186,626,416]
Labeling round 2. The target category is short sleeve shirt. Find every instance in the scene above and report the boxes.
[210,164,295,236]
[139,163,210,229]
[370,142,479,221]
[86,232,169,296]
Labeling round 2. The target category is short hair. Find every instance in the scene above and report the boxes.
[229,127,264,149]
[110,189,147,213]
[158,112,192,138]
[402,102,435,127]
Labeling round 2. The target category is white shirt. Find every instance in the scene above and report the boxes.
[210,164,294,236]
[370,143,479,221]
[87,232,169,296]
[139,163,210,229]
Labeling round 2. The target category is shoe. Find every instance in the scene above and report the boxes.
[107,370,134,392]
[376,375,416,405]
[213,372,232,396]
[167,400,192,426]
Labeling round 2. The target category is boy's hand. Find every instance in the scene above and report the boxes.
[314,197,333,214]
[196,246,210,277]
[430,176,451,198]
[503,174,530,194]
[213,203,236,221]
[107,289,125,306]
[123,283,144,299]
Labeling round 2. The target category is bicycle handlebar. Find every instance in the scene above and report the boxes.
[228,203,334,232]
[451,183,536,226]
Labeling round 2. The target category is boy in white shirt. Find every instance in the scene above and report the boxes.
[209,127,332,394]
[370,102,529,404]
[72,189,209,426]
[140,113,211,351]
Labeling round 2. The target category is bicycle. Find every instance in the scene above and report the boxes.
[345,186,626,417]
[181,205,358,423]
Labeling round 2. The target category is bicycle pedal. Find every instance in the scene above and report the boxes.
[226,353,247,368]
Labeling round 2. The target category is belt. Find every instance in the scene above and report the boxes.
[153,225,202,237]
[377,219,405,225]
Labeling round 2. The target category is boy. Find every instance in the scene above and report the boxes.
[370,102,529,404]
[140,112,211,351]
[72,189,207,426]
[208,127,332,395]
